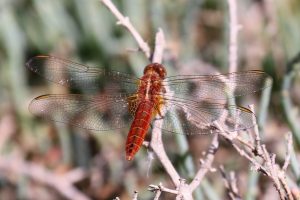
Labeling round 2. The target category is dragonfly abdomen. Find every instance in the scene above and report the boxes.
[126,100,154,161]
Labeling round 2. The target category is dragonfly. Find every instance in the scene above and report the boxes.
[26,55,270,160]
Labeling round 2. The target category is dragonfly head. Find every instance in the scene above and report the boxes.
[143,63,167,79]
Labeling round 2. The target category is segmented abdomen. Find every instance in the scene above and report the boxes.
[126,100,154,160]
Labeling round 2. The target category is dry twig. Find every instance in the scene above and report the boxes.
[100,1,223,199]
[189,134,219,192]
[227,0,242,73]
[100,0,151,59]
[132,191,138,200]
[283,132,293,171]
[99,1,297,200]
[0,156,89,200]
[219,166,242,200]
[100,0,185,197]
[214,104,295,200]
[0,111,89,200]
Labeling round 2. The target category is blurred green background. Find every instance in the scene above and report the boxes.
[0,0,300,199]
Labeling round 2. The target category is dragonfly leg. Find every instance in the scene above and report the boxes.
[153,103,165,120]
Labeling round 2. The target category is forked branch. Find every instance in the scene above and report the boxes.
[100,1,221,199]
[214,105,295,200]
[0,157,89,200]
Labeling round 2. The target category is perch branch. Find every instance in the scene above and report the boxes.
[150,30,182,186]
[100,0,183,193]
[152,28,165,63]
[227,0,242,73]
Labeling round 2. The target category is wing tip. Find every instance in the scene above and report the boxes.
[26,55,50,70]
[33,94,51,100]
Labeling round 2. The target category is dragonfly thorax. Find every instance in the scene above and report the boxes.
[143,63,167,79]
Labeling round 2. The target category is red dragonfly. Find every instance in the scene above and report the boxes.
[26,55,270,160]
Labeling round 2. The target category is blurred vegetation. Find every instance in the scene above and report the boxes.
[0,0,300,199]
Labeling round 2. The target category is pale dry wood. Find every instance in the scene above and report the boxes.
[150,28,183,187]
[152,28,165,63]
[148,183,178,195]
[282,132,293,171]
[132,191,138,200]
[214,105,295,200]
[99,1,297,200]
[227,0,242,73]
[100,0,151,59]
[189,134,219,192]
[0,156,89,200]
[219,166,242,200]
[0,111,89,200]
[100,0,184,196]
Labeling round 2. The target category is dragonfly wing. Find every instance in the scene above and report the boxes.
[29,94,136,131]
[163,70,270,100]
[152,96,255,135]
[26,55,140,94]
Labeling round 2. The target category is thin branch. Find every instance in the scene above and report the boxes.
[153,190,162,200]
[249,105,263,156]
[0,156,89,200]
[282,132,293,171]
[189,134,219,192]
[148,183,178,195]
[152,28,165,63]
[278,172,294,200]
[219,166,242,200]
[100,0,151,59]
[132,191,138,200]
[227,0,242,73]
[214,121,269,176]
[150,28,182,186]
[150,118,181,186]
[261,145,286,200]
[100,0,182,194]
[176,179,193,200]
[214,116,295,200]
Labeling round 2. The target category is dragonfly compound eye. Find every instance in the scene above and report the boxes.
[143,63,167,79]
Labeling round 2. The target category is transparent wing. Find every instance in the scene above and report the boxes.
[163,70,270,100]
[29,94,137,131]
[26,55,140,93]
[152,95,255,135]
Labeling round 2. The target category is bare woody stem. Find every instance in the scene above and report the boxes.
[189,134,219,192]
[214,104,295,200]
[150,29,182,186]
[152,29,165,63]
[227,0,242,73]
[100,0,151,59]
[0,157,89,200]
[100,0,182,189]
[219,166,242,200]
